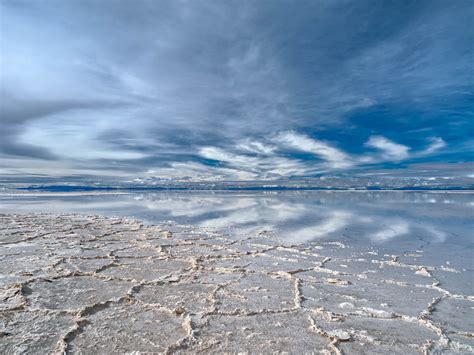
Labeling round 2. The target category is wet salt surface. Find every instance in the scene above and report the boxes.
[1,191,472,243]
[0,191,473,353]
[1,191,472,271]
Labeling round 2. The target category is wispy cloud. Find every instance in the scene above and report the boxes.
[146,162,259,181]
[365,136,410,161]
[275,132,353,169]
[420,137,447,155]
[198,144,313,180]
[136,130,453,181]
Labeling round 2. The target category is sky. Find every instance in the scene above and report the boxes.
[1,0,473,182]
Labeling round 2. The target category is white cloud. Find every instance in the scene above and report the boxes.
[146,161,259,181]
[200,147,260,168]
[275,131,353,169]
[365,136,410,161]
[198,145,317,179]
[17,110,150,161]
[421,137,446,155]
[236,140,275,154]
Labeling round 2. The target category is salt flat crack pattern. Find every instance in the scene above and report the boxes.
[0,213,472,354]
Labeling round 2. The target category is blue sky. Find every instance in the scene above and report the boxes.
[1,0,473,181]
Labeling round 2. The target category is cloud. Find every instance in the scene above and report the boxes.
[140,131,454,181]
[361,135,447,166]
[421,137,447,155]
[365,136,410,161]
[236,140,275,155]
[0,92,121,160]
[198,144,315,180]
[275,132,353,169]
[145,162,259,181]
[200,147,259,168]
[14,107,150,161]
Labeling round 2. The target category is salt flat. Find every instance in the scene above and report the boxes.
[0,213,472,354]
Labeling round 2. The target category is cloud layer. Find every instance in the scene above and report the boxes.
[1,0,472,181]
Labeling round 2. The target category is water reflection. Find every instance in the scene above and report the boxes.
[1,191,472,250]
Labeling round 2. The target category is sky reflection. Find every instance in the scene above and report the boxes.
[1,191,472,251]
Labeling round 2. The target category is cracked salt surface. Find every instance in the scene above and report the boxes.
[0,212,472,354]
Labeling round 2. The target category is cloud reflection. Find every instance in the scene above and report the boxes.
[1,191,470,248]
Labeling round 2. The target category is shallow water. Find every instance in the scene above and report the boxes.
[1,191,472,240]
[1,191,473,271]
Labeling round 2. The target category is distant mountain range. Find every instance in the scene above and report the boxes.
[7,175,474,192]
